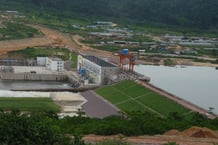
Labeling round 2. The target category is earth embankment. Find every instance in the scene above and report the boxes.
[83,126,218,145]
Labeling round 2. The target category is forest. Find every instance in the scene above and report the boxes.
[0,0,218,30]
[0,110,218,144]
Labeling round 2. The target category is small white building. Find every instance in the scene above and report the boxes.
[95,21,117,27]
[37,57,64,72]
[37,57,46,66]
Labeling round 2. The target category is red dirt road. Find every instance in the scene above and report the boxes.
[0,25,113,58]
[83,134,218,145]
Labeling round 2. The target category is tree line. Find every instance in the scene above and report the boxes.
[0,110,218,144]
[1,0,218,30]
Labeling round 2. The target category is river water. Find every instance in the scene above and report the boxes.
[0,80,72,98]
[0,80,72,90]
[135,65,218,115]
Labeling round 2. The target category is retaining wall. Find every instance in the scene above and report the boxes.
[67,74,80,88]
[0,73,67,81]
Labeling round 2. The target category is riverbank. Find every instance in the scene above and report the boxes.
[137,80,217,119]
[177,59,218,68]
[138,58,218,68]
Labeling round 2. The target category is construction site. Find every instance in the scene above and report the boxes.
[0,24,218,145]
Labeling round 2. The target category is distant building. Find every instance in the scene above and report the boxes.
[5,10,19,14]
[86,25,98,29]
[46,58,64,72]
[77,55,119,85]
[95,21,117,27]
[88,32,113,37]
[179,42,214,46]
[204,48,218,50]
[138,49,145,56]
[37,57,64,72]
[72,24,81,29]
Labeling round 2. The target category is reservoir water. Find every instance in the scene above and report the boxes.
[135,65,218,115]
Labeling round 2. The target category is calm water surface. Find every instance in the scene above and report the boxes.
[135,65,218,114]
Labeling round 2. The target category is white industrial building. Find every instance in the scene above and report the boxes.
[37,57,64,72]
[77,55,119,85]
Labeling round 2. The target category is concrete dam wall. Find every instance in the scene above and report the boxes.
[0,73,68,81]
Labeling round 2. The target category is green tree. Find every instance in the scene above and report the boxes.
[164,142,179,145]
[0,111,73,145]
[72,134,86,145]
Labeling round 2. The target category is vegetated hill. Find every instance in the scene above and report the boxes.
[1,0,218,30]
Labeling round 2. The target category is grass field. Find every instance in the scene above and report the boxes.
[8,47,71,60]
[95,80,189,117]
[0,97,60,112]
[0,22,41,41]
[71,53,78,68]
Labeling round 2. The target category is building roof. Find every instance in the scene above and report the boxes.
[37,57,63,61]
[51,58,63,61]
[84,55,116,67]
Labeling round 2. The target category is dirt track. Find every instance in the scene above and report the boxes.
[0,26,54,55]
[31,25,113,57]
[0,24,114,59]
[0,37,52,54]
[83,134,218,145]
[83,126,218,145]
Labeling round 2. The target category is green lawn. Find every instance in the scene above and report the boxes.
[136,93,188,116]
[117,100,147,112]
[95,80,189,117]
[0,97,60,112]
[96,87,130,104]
[71,52,78,68]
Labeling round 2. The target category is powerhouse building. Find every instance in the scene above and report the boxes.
[77,55,119,85]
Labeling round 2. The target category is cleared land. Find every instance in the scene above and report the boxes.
[0,24,217,67]
[95,80,189,117]
[0,22,41,41]
[0,97,60,112]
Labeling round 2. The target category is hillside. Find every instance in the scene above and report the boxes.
[0,0,218,30]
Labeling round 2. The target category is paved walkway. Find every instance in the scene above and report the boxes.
[81,90,120,118]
